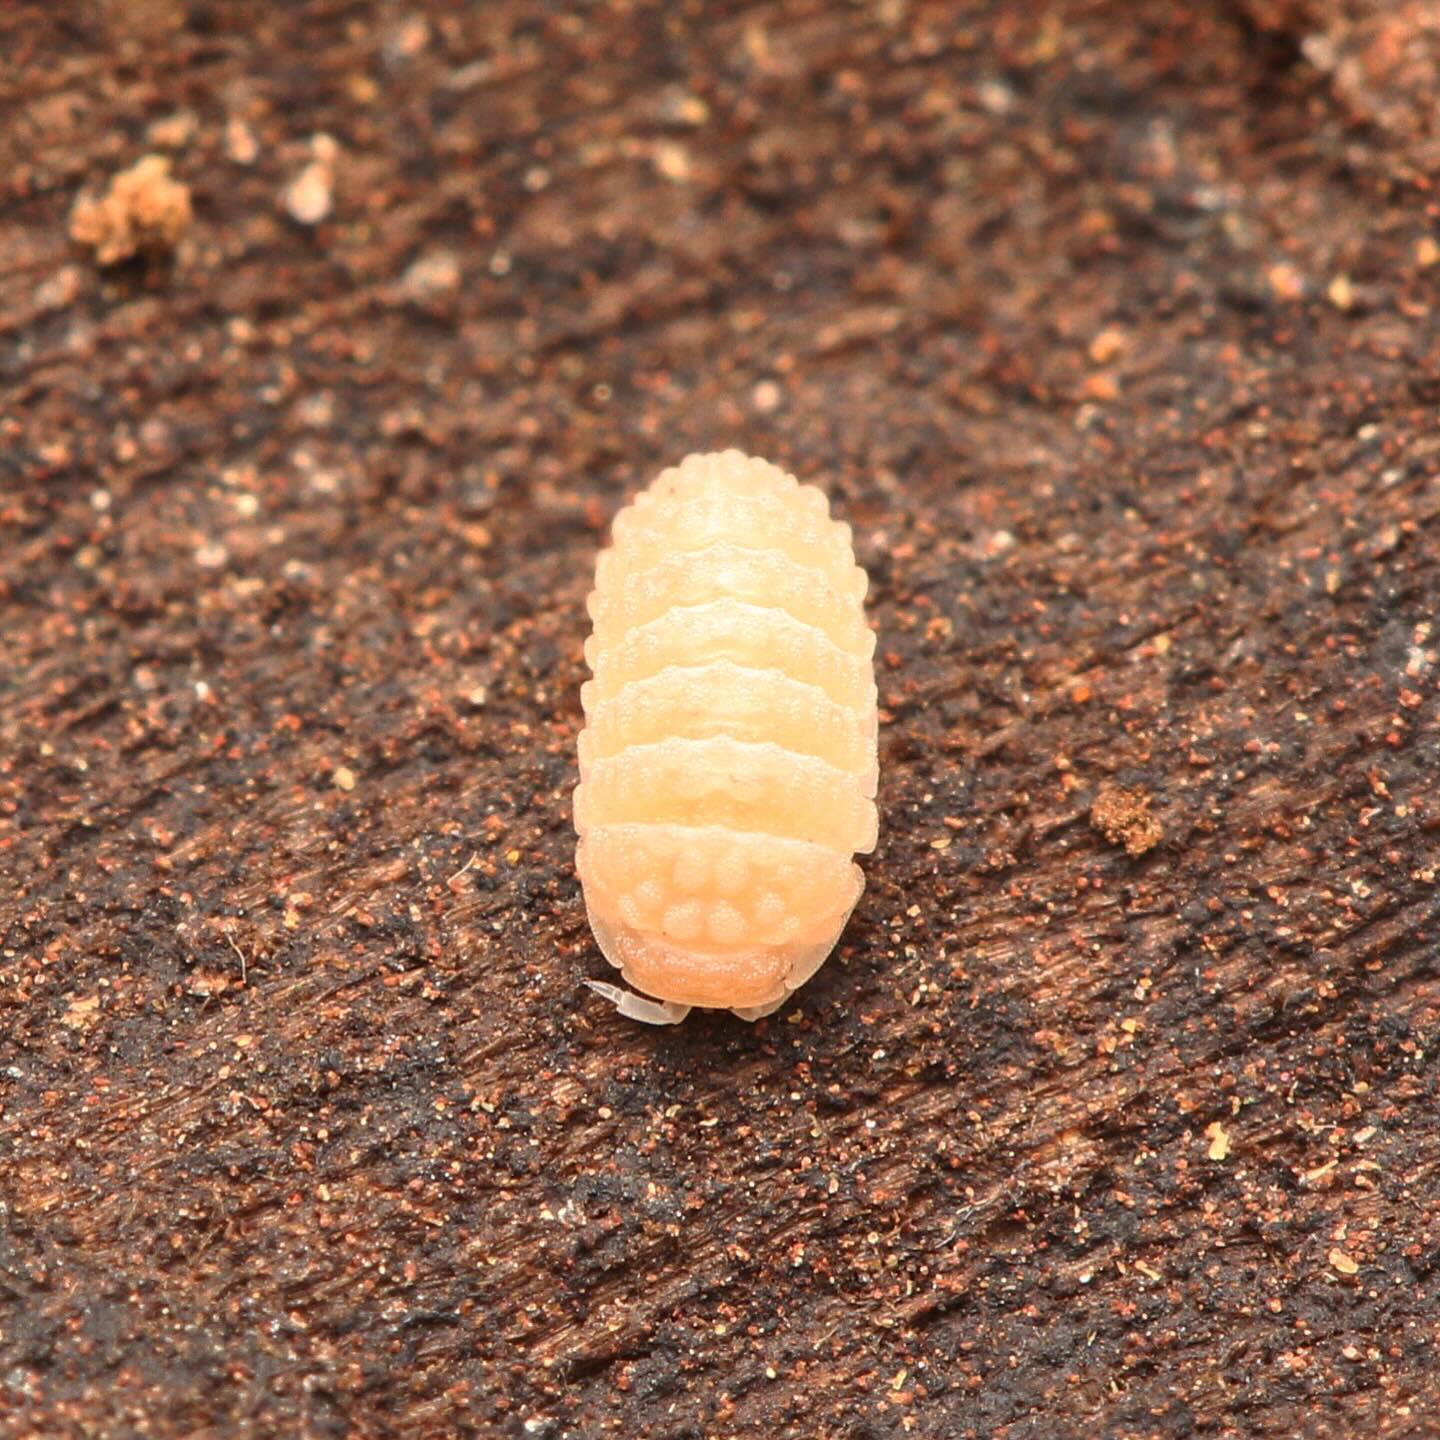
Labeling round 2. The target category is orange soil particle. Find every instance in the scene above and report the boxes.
[1090,782,1163,858]
[70,154,192,266]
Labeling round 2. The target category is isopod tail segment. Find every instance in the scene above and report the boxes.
[574,451,879,1024]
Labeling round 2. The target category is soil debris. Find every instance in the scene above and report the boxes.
[69,154,191,265]
[1090,782,1164,857]
[283,134,339,225]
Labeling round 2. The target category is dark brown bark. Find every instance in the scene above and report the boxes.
[3,2,1438,1437]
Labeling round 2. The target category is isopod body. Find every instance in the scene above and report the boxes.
[575,451,878,1023]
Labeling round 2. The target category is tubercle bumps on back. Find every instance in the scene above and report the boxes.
[575,451,879,1022]
[585,544,871,655]
[601,492,867,602]
[578,659,878,786]
[583,602,877,710]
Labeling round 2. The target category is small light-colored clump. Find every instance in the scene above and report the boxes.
[225,116,260,166]
[284,134,339,226]
[1329,1247,1359,1276]
[146,111,198,149]
[1091,782,1163,858]
[70,154,192,266]
[1205,1121,1232,1162]
[399,249,461,302]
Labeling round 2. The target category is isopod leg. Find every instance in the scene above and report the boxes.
[584,978,691,1026]
[730,996,787,1022]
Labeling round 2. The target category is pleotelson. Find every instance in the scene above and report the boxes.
[575,451,878,1021]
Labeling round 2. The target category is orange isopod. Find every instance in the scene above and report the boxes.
[574,451,878,1023]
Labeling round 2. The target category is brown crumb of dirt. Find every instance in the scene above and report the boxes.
[70,154,192,266]
[1091,782,1163,858]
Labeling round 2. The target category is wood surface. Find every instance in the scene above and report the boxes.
[3,2,1439,1436]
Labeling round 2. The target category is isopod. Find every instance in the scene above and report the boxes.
[574,451,878,1023]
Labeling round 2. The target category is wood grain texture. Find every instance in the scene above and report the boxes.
[2,1,1439,1437]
